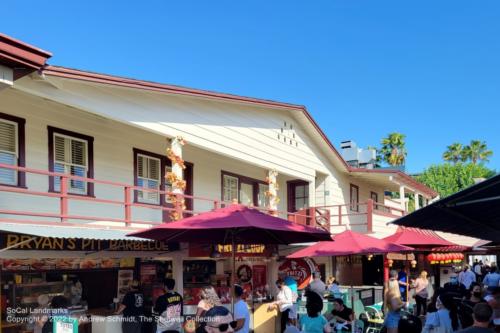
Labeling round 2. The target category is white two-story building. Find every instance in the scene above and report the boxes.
[0,33,440,321]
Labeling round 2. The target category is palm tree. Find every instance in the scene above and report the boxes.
[443,143,465,164]
[380,133,407,166]
[462,140,493,164]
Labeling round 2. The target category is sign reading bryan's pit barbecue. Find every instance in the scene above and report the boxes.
[1,234,179,252]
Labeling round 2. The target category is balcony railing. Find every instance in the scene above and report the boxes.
[0,164,322,230]
[0,164,405,234]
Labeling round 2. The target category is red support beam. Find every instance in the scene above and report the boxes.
[60,176,68,223]
[367,199,373,233]
[124,186,132,226]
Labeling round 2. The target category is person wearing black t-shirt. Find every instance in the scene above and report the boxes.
[154,278,183,333]
[116,280,144,333]
[331,298,353,332]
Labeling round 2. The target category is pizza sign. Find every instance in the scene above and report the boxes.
[278,258,316,289]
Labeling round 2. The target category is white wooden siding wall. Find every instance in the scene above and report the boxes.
[3,77,402,231]
[0,89,294,223]
[17,77,328,181]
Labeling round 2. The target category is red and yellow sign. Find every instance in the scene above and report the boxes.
[278,258,317,289]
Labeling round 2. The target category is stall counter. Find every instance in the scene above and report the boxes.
[253,301,278,333]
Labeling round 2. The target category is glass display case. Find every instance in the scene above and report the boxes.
[9,280,73,309]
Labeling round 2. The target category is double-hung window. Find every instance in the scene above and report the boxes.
[133,149,167,206]
[49,127,94,195]
[136,153,161,204]
[222,174,239,203]
[350,184,359,212]
[0,113,25,187]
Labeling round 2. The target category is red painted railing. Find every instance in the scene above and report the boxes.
[0,164,320,230]
[0,164,404,232]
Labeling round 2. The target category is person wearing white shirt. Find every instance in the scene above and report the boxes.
[270,279,294,333]
[309,272,327,299]
[233,285,250,333]
[458,265,476,289]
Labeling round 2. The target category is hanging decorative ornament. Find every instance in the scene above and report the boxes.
[388,259,394,267]
[411,260,417,268]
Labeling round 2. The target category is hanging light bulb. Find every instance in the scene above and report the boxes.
[367,254,374,261]
[411,260,417,268]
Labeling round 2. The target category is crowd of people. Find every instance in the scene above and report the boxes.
[380,266,500,333]
[30,264,500,333]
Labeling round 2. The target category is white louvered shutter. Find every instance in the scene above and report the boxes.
[223,175,238,202]
[137,154,160,204]
[0,120,18,185]
[54,134,88,194]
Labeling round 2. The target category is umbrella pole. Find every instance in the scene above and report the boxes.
[232,236,236,314]
[350,254,354,332]
[405,253,409,309]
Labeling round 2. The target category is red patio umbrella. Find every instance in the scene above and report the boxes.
[287,230,412,308]
[382,227,455,248]
[287,230,412,258]
[128,204,331,309]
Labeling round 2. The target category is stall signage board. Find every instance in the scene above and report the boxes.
[53,316,78,333]
[188,243,273,257]
[386,253,415,261]
[0,233,179,252]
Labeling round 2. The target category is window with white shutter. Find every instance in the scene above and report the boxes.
[53,133,89,194]
[137,154,161,204]
[258,183,269,208]
[0,119,18,185]
[223,174,239,203]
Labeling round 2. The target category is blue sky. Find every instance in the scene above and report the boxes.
[4,1,499,173]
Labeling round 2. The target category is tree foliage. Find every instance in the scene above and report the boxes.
[462,140,493,164]
[415,163,496,198]
[380,132,407,166]
[443,143,465,164]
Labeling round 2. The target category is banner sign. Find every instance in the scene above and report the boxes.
[386,253,415,260]
[0,233,179,252]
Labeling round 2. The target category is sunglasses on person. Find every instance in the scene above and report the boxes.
[207,320,238,332]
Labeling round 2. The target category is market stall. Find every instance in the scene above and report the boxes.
[0,230,179,333]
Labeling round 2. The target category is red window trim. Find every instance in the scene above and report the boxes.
[0,112,26,188]
[350,183,359,212]
[220,170,267,206]
[287,179,309,213]
[370,191,379,209]
[48,126,94,196]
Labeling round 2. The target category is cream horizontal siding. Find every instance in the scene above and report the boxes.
[0,88,298,225]
[16,77,329,179]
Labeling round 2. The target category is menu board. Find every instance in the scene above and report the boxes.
[117,269,134,301]
[140,264,157,284]
[252,265,267,290]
